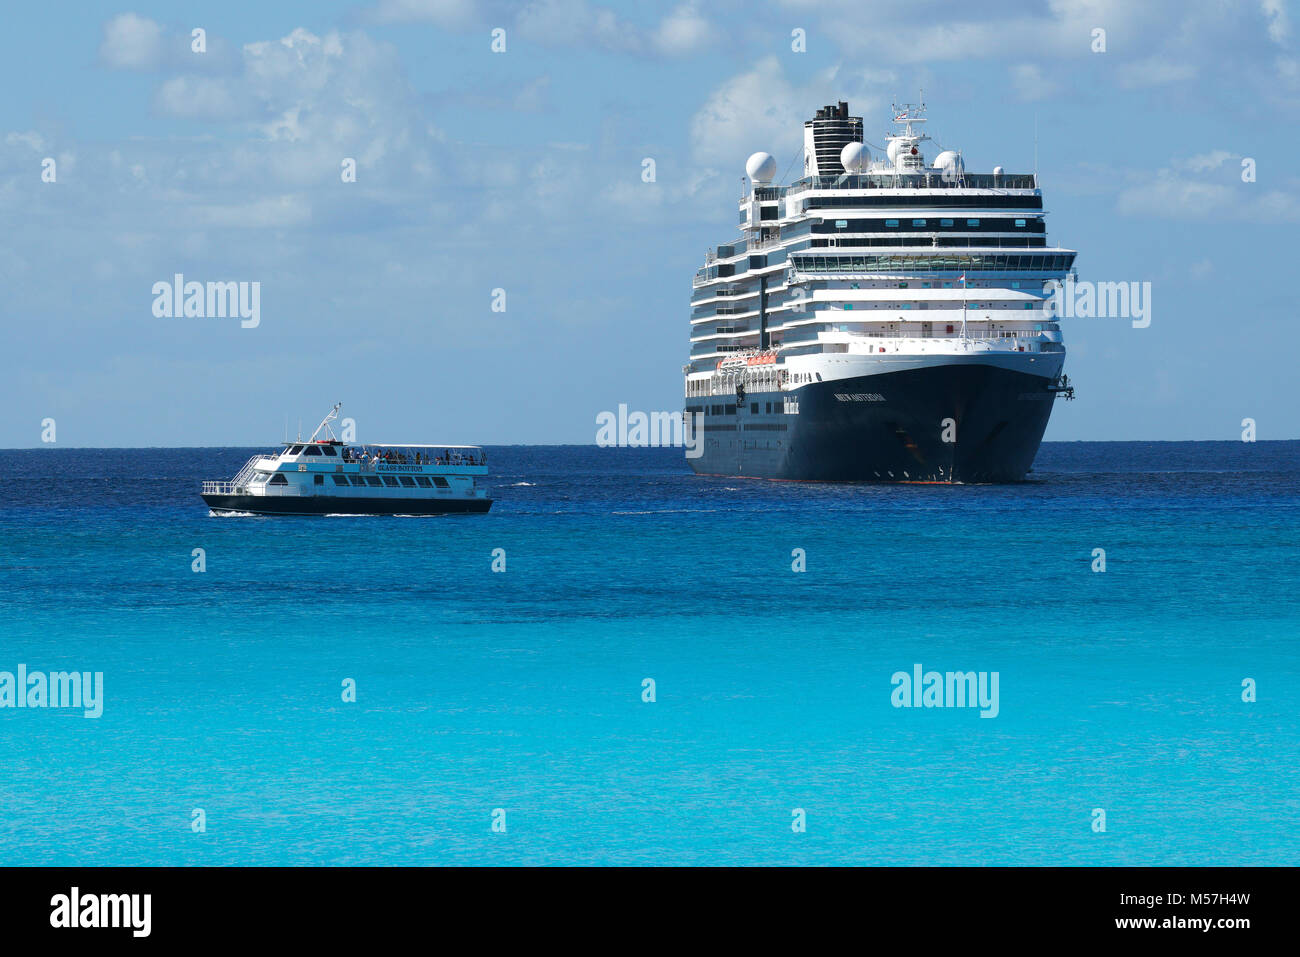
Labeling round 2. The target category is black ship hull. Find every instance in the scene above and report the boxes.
[687,363,1060,483]
[202,494,492,515]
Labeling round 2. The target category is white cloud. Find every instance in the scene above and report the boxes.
[367,0,478,27]
[155,76,245,119]
[506,0,713,56]
[772,0,1297,102]
[193,194,314,228]
[515,0,640,53]
[1262,0,1291,44]
[5,131,47,152]
[1117,155,1300,222]
[1116,56,1196,89]
[362,0,716,56]
[773,0,1154,63]
[513,75,551,112]
[1010,63,1059,101]
[1180,150,1235,173]
[100,13,164,70]
[653,4,711,56]
[690,56,879,173]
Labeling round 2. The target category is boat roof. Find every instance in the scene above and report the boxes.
[279,440,482,449]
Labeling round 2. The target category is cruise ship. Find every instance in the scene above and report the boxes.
[201,405,492,515]
[685,101,1076,482]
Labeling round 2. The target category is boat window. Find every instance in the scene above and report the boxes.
[349,475,367,487]
[304,446,322,456]
[415,476,432,488]
[912,219,925,227]
[332,475,349,486]
[432,477,450,489]
[321,445,337,456]
[268,473,288,485]
[382,476,400,487]
[313,474,324,485]
[365,475,383,487]
[399,476,417,487]
[966,219,979,226]
[252,474,268,483]
[288,445,304,455]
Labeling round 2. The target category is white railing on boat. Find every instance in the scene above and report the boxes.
[227,455,263,489]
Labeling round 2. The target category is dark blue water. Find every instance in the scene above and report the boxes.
[1,442,1297,865]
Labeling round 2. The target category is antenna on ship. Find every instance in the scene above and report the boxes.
[1034,112,1038,179]
[308,403,343,443]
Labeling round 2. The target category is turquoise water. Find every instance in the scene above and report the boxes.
[1,442,1297,865]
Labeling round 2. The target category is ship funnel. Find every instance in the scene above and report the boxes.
[803,101,862,178]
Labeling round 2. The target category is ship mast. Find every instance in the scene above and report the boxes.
[308,403,343,443]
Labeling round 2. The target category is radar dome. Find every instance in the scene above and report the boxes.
[886,140,902,165]
[745,151,777,184]
[935,150,967,180]
[993,165,1004,175]
[840,142,870,173]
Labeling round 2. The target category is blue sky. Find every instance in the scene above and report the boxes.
[3,0,1297,446]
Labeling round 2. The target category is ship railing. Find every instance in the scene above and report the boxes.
[202,481,237,494]
[344,458,485,470]
[227,455,264,489]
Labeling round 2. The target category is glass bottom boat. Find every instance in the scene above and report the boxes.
[201,404,493,516]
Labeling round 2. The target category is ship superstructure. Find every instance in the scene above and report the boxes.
[685,100,1076,482]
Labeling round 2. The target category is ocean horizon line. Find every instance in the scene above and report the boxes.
[3,438,1299,452]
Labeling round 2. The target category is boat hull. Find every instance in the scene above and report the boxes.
[202,494,492,515]
[688,362,1061,483]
